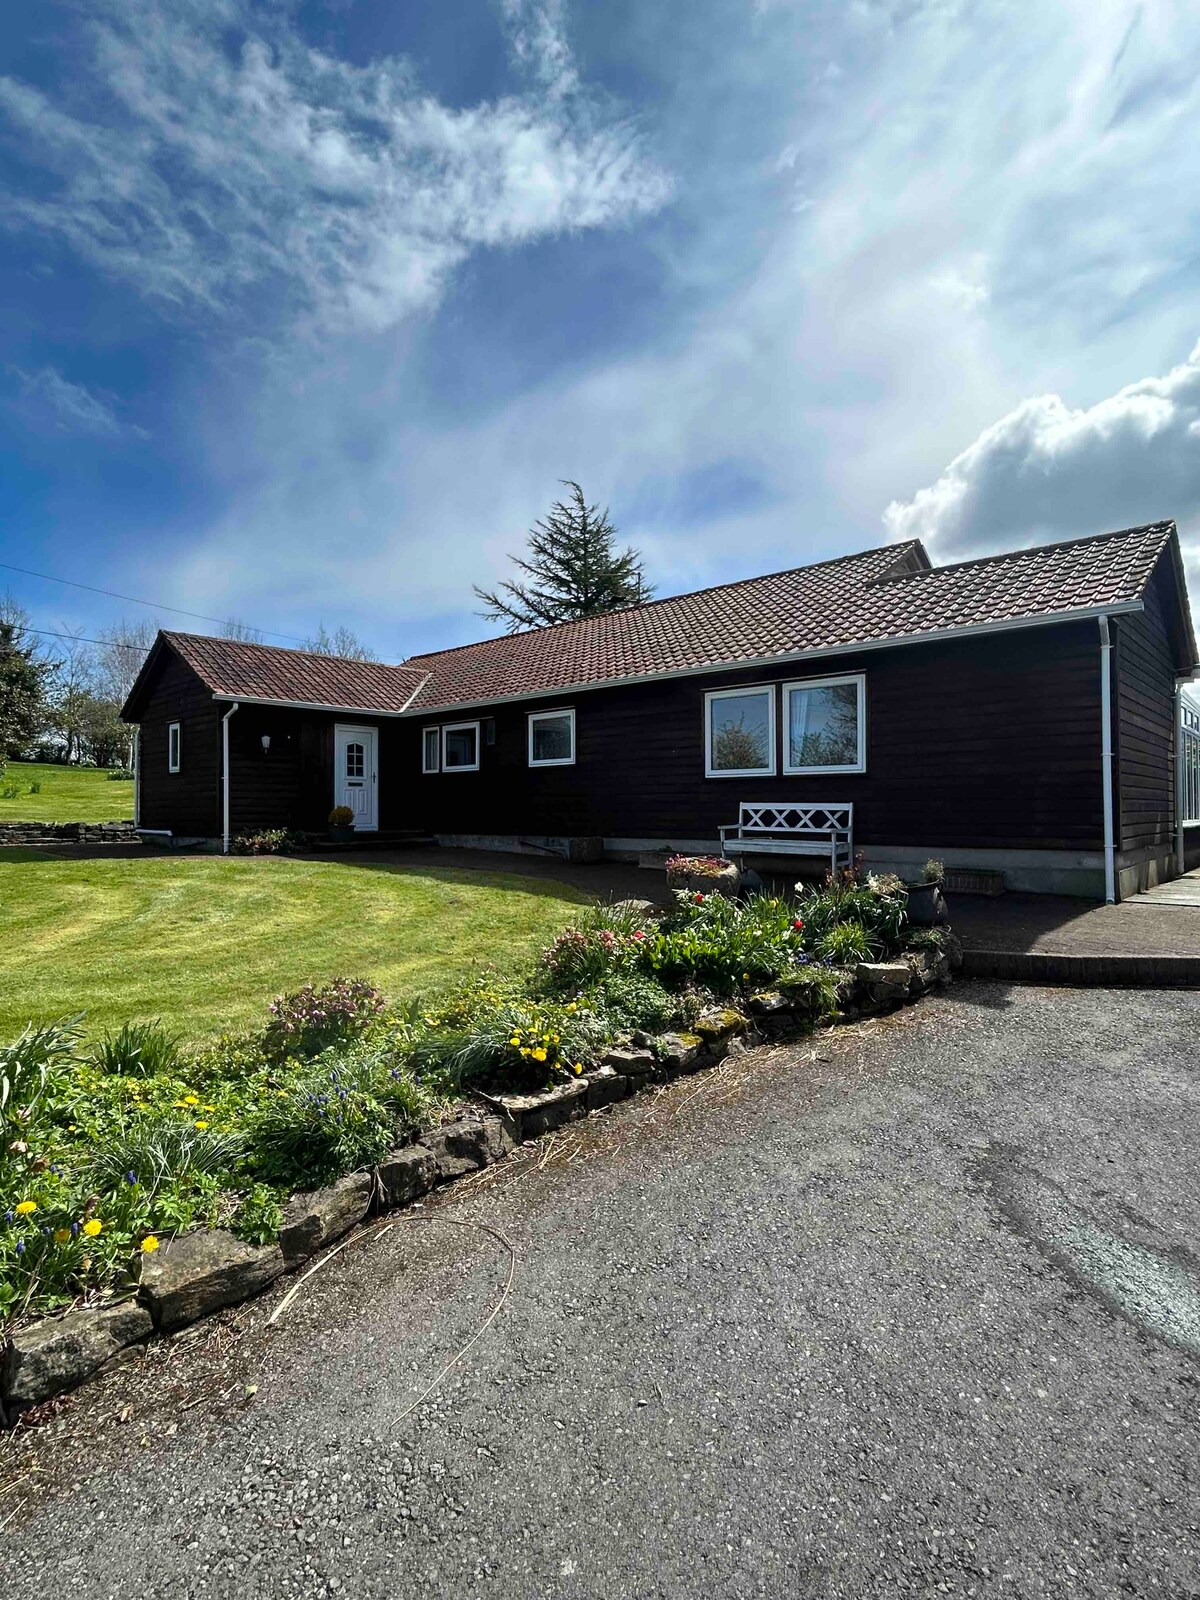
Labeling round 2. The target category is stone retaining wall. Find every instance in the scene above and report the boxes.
[0,937,961,1424]
[0,820,138,846]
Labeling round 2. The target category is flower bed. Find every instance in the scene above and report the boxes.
[1,870,956,1420]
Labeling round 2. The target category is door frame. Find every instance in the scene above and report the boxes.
[334,723,379,832]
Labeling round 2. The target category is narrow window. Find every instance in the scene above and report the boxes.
[783,674,866,774]
[528,708,575,767]
[704,687,775,778]
[442,721,480,772]
[167,721,181,774]
[422,727,440,773]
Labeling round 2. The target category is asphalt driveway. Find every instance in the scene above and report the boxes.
[3,983,1199,1598]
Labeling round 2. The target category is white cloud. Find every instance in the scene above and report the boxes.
[883,339,1200,619]
[0,0,669,335]
[6,364,144,438]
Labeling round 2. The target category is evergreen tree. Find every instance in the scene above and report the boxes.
[474,482,653,632]
[0,622,52,768]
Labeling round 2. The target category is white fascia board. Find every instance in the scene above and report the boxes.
[209,693,411,717]
[399,600,1145,718]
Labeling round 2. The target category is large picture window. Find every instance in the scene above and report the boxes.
[528,708,575,767]
[705,686,775,778]
[422,727,440,773]
[442,721,480,772]
[783,674,866,774]
[167,721,181,774]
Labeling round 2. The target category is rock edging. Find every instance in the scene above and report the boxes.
[0,935,960,1424]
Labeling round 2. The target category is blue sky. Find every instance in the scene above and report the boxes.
[2,0,1200,660]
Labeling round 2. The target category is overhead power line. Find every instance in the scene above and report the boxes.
[7,623,158,651]
[0,559,306,644]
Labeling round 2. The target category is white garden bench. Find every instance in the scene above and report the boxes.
[719,802,854,877]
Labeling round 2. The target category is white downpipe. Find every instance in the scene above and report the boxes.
[133,728,141,830]
[222,701,240,855]
[1099,617,1116,903]
[1176,681,1186,878]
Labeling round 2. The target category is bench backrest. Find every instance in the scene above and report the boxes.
[736,803,852,837]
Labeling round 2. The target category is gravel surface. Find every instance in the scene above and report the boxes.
[3,983,1199,1598]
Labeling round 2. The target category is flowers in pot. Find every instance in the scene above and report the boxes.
[328,805,355,842]
[665,853,741,897]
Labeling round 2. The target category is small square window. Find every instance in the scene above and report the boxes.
[422,727,440,773]
[704,687,775,778]
[528,708,575,767]
[442,721,480,772]
[167,721,181,774]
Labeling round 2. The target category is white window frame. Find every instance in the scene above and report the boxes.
[441,720,481,773]
[167,721,181,774]
[782,672,867,776]
[422,726,441,774]
[528,707,576,768]
[704,685,776,779]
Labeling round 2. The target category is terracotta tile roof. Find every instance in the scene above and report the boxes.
[402,521,1181,712]
[155,632,428,713]
[127,521,1187,721]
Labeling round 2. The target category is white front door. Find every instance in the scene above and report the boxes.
[334,724,378,831]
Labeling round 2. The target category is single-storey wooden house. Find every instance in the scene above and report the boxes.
[121,520,1199,900]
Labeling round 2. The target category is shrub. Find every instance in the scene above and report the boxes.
[637,891,808,995]
[263,978,386,1060]
[1,783,18,800]
[328,806,354,826]
[436,998,608,1094]
[922,858,945,884]
[106,768,136,782]
[578,970,687,1035]
[92,1020,182,1078]
[232,1182,287,1245]
[249,1048,434,1187]
[28,780,42,794]
[230,827,305,855]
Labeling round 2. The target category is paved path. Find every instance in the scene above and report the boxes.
[952,886,1200,960]
[3,985,1200,1598]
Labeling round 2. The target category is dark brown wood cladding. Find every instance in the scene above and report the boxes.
[1114,554,1179,854]
[134,651,221,835]
[398,622,1107,852]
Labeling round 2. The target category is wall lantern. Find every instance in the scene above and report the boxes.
[261,734,271,754]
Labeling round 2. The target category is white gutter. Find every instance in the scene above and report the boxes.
[1099,617,1116,903]
[1176,679,1187,877]
[208,692,416,718]
[221,701,239,855]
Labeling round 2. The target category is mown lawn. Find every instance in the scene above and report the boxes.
[0,853,590,1042]
[0,761,133,823]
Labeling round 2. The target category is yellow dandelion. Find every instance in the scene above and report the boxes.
[509,1036,521,1047]
[571,1063,583,1076]
[140,1235,160,1254]
[183,1094,200,1106]
[531,1047,547,1063]
[14,1200,37,1216]
[194,1120,209,1130]
[82,1218,103,1237]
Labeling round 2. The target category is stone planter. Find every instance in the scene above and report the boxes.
[905,880,948,926]
[329,824,355,843]
[666,860,741,897]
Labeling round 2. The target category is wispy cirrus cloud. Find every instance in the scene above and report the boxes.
[0,0,669,336]
[6,363,146,439]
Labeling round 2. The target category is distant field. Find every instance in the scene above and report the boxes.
[0,761,134,823]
